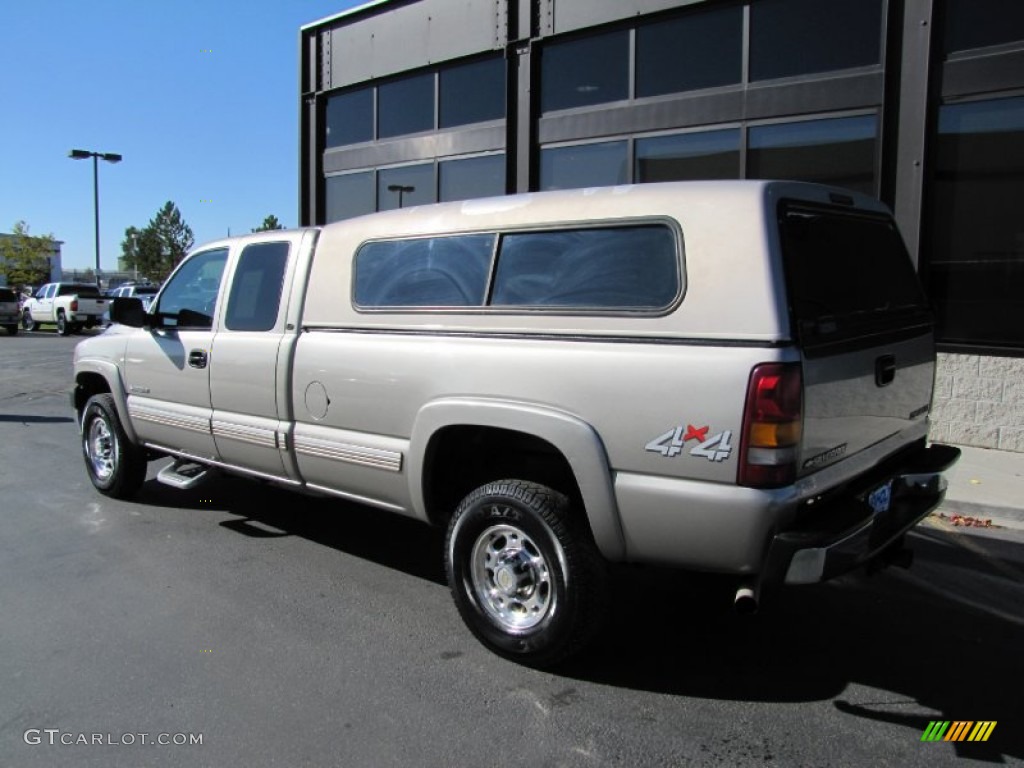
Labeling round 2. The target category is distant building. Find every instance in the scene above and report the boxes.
[300,0,1024,451]
[0,232,63,287]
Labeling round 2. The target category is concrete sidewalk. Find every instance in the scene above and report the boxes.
[935,444,1024,530]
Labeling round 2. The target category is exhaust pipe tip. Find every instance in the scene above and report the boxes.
[734,585,759,615]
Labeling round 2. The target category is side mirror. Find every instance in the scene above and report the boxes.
[110,296,147,327]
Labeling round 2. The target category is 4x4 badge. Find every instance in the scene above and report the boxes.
[646,424,733,462]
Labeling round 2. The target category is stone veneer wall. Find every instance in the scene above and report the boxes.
[931,353,1024,452]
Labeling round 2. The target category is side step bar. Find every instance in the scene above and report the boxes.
[156,459,217,490]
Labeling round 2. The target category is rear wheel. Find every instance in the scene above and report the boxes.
[445,479,606,667]
[81,394,147,499]
[21,310,36,332]
[57,310,71,336]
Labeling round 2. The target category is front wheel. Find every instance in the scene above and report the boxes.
[81,393,147,499]
[21,310,36,332]
[445,479,606,667]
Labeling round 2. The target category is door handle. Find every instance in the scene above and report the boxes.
[188,349,208,369]
[875,354,896,387]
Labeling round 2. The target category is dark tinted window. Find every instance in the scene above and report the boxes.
[928,97,1024,347]
[541,30,629,112]
[378,164,436,211]
[355,234,494,308]
[439,155,505,202]
[492,226,679,309]
[225,242,290,332]
[945,0,1024,53]
[156,249,228,329]
[635,129,741,182]
[748,115,878,195]
[750,0,883,81]
[326,172,375,222]
[540,141,628,191]
[779,205,928,347]
[440,57,505,128]
[378,72,434,138]
[0,288,17,301]
[636,6,742,97]
[59,284,101,297]
[325,87,373,148]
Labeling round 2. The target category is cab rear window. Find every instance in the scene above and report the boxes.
[0,288,17,302]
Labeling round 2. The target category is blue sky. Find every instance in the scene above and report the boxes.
[0,0,362,271]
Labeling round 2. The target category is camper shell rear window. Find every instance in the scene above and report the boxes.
[778,202,931,351]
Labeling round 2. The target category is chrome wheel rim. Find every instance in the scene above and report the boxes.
[470,519,554,631]
[86,416,117,482]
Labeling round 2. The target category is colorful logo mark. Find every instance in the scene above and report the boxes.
[921,721,997,742]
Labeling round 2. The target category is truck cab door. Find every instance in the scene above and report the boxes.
[209,234,309,481]
[123,248,229,461]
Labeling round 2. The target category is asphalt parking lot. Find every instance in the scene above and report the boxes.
[1,328,1022,767]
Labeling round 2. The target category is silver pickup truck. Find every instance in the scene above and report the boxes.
[72,181,959,666]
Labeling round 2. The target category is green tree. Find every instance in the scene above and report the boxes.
[252,214,284,232]
[120,202,195,282]
[1,221,56,290]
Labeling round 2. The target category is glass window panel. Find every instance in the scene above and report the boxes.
[635,129,741,182]
[540,141,628,191]
[225,242,289,332]
[928,97,1024,347]
[750,0,883,81]
[440,57,505,128]
[155,248,228,329]
[326,172,375,222]
[541,30,629,112]
[377,164,437,211]
[325,88,373,148]
[945,0,1024,53]
[378,72,434,138]
[355,234,495,307]
[492,226,679,309]
[636,6,742,97]
[439,155,505,202]
[747,115,878,195]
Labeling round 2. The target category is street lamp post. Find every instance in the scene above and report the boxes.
[69,149,122,283]
[387,184,415,209]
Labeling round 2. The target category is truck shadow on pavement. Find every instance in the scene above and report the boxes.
[134,472,1023,762]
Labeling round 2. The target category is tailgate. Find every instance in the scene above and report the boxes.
[778,201,936,475]
[77,297,108,315]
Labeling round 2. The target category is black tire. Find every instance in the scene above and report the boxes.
[445,479,606,667]
[5,325,16,336]
[21,310,36,332]
[81,393,147,499]
[57,310,70,336]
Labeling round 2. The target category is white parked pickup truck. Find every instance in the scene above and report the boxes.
[23,282,109,335]
[72,181,959,666]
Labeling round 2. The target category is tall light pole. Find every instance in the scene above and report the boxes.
[387,184,415,209]
[69,149,122,282]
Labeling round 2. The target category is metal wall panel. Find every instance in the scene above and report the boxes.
[538,73,883,145]
[328,0,507,88]
[542,0,708,37]
[323,124,506,173]
[942,48,1024,99]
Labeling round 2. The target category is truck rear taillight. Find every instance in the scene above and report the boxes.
[70,299,79,311]
[738,363,803,489]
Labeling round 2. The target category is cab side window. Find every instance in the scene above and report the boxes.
[154,248,229,329]
[224,242,290,331]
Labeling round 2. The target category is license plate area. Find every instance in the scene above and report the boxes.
[867,479,893,515]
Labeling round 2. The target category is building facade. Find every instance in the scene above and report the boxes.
[300,0,1024,451]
